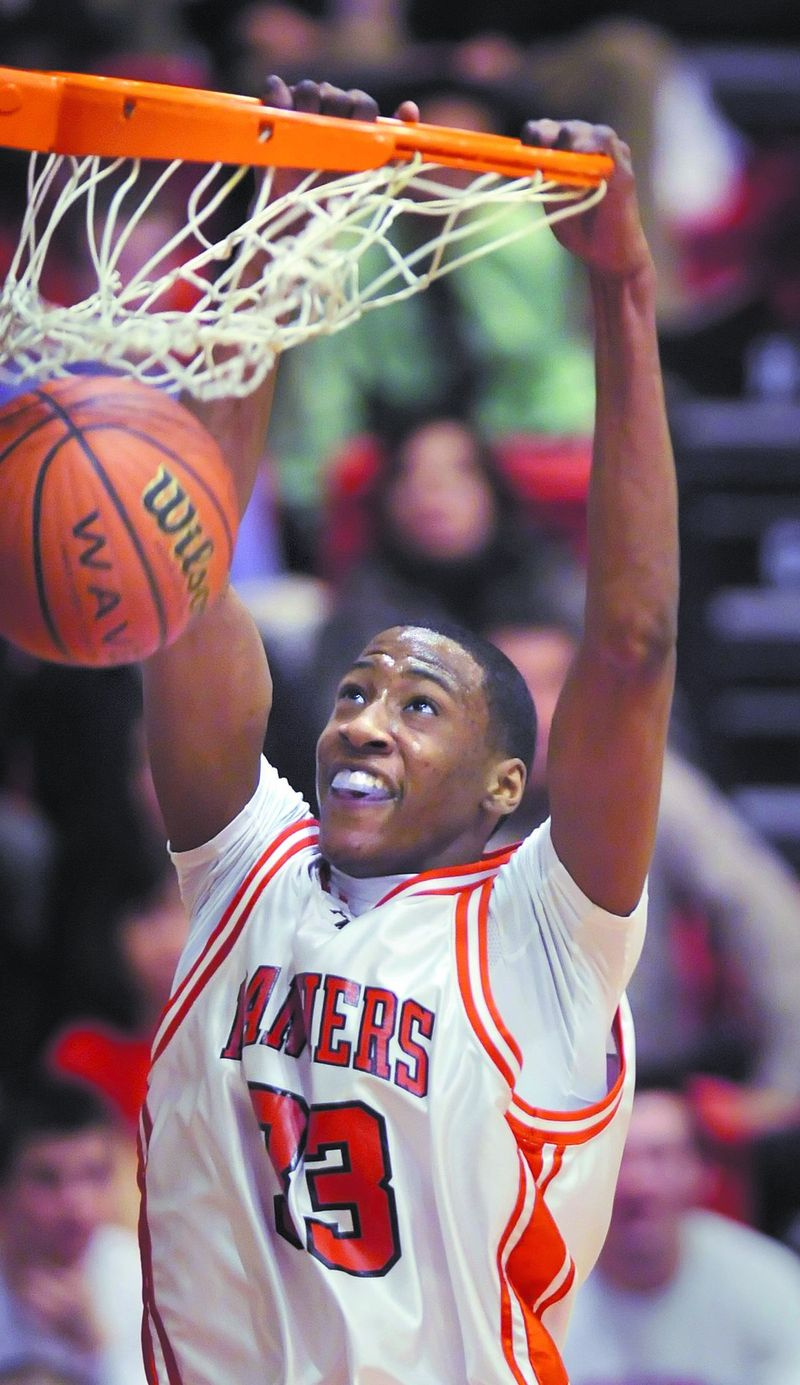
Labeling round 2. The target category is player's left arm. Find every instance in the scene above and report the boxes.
[529,122,679,916]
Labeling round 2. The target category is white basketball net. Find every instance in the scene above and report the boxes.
[0,150,606,399]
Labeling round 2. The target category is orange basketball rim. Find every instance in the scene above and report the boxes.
[0,64,612,401]
[0,64,612,186]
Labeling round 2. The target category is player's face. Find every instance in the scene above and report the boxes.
[316,627,505,877]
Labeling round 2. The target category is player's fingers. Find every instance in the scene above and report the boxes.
[393,99,420,123]
[261,74,294,110]
[520,117,618,157]
[314,82,355,118]
[338,87,380,122]
[291,79,324,114]
[558,121,617,154]
[519,117,562,149]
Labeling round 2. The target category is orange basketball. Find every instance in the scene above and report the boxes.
[0,375,239,666]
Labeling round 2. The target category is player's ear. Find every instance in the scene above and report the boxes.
[482,758,526,818]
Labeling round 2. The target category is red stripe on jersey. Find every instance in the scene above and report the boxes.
[152,824,318,1064]
[476,878,523,1068]
[534,1261,577,1322]
[496,1158,571,1384]
[378,844,517,906]
[500,1149,572,1383]
[167,817,318,1016]
[454,884,517,1091]
[497,1170,538,1385]
[137,1106,184,1385]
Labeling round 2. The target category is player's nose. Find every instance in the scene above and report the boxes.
[340,697,393,750]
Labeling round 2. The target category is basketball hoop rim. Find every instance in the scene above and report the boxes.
[0,64,612,186]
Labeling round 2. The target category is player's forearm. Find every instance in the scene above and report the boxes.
[583,262,679,673]
[183,366,278,519]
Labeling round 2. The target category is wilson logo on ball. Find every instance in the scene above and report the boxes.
[142,465,215,616]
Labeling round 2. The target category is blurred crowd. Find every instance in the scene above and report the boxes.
[1,1,800,1381]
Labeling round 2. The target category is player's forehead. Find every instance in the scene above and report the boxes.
[354,626,485,697]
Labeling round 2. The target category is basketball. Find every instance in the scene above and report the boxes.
[0,375,239,667]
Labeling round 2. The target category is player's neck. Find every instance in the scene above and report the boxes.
[325,862,412,916]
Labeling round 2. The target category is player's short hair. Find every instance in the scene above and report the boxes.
[0,1074,111,1185]
[403,619,537,771]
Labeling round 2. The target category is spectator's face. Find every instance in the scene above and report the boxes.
[119,875,188,1020]
[316,626,520,876]
[490,626,576,792]
[2,1129,115,1266]
[600,1091,706,1289]
[383,421,497,562]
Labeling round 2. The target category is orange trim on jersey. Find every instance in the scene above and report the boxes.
[476,877,523,1068]
[497,1154,571,1384]
[471,869,629,1145]
[534,1261,576,1323]
[151,823,318,1064]
[518,1147,577,1322]
[168,816,318,1015]
[454,884,518,1091]
[497,1171,537,1385]
[377,843,517,906]
[507,1010,628,1146]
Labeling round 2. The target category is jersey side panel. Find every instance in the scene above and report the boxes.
[454,875,635,1370]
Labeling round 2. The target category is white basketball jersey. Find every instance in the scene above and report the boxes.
[140,811,635,1385]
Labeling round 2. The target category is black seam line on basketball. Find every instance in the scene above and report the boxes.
[84,422,236,562]
[31,435,78,656]
[0,411,66,466]
[31,390,169,646]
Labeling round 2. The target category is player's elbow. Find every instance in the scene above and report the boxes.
[596,602,677,681]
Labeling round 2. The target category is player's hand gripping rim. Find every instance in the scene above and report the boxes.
[520,118,653,282]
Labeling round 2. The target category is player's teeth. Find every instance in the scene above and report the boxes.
[331,769,392,799]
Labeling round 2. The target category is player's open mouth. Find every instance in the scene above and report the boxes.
[330,769,394,802]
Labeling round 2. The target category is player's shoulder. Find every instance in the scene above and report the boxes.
[173,758,315,899]
[493,817,591,913]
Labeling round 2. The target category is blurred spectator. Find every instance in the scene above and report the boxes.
[47,858,186,1134]
[180,0,408,85]
[0,1,121,70]
[444,18,748,336]
[449,19,800,394]
[403,0,798,46]
[562,1077,800,1385]
[262,84,595,557]
[288,407,585,797]
[46,858,187,1229]
[0,643,58,1093]
[0,1368,80,1385]
[16,664,163,1039]
[0,1074,145,1385]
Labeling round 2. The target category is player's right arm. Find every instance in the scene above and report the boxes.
[143,79,419,852]
[142,385,275,853]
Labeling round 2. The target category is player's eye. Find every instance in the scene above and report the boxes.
[337,681,366,705]
[405,695,438,716]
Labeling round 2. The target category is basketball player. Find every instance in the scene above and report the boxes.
[138,80,678,1384]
